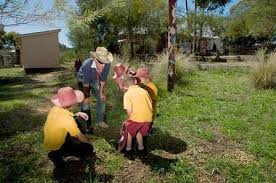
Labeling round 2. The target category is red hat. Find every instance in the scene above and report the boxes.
[113,63,129,79]
[51,87,84,107]
[134,67,150,78]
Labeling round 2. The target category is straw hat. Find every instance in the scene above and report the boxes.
[90,47,113,64]
[51,87,84,108]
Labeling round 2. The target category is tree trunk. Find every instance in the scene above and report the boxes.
[168,0,177,91]
[192,2,197,53]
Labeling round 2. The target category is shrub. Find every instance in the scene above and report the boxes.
[251,50,276,89]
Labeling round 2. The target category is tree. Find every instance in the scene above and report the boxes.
[2,32,17,49]
[229,0,276,39]
[185,0,231,52]
[66,0,167,57]
[0,26,17,49]
[0,0,56,27]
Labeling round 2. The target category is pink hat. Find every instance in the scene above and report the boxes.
[134,67,150,78]
[51,87,84,107]
[112,63,129,79]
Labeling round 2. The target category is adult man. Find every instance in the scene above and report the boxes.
[77,47,113,131]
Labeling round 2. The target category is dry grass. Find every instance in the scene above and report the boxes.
[251,50,276,89]
[151,53,197,88]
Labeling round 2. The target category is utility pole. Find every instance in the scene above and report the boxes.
[168,0,177,91]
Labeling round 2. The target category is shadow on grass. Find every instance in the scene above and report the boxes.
[53,160,113,183]
[95,126,187,172]
[0,137,43,182]
[0,105,46,140]
[138,152,178,172]
[0,76,50,102]
[24,67,67,74]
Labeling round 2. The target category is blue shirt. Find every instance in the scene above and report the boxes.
[77,58,111,85]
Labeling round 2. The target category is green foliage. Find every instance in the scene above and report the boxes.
[1,54,276,182]
[224,16,250,38]
[59,49,77,64]
[169,159,197,183]
[184,11,227,39]
[228,0,276,38]
[251,50,276,89]
[206,158,268,182]
[0,29,18,49]
[66,0,167,56]
[196,0,231,11]
[3,32,18,49]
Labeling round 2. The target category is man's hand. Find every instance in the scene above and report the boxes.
[100,92,106,101]
[100,81,107,101]
[75,112,89,121]
[83,97,90,104]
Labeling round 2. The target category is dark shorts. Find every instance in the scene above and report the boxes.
[125,120,151,137]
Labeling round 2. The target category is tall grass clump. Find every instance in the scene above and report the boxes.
[151,53,197,89]
[251,50,276,89]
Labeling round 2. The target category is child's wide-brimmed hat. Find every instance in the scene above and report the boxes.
[51,87,84,108]
[90,47,113,64]
[134,67,150,78]
[112,63,129,79]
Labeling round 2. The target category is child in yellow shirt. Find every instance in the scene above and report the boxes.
[134,67,158,122]
[44,87,95,166]
[118,75,153,157]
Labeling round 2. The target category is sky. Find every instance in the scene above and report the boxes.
[4,0,239,48]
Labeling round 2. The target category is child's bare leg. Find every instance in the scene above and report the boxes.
[136,132,144,150]
[126,133,132,151]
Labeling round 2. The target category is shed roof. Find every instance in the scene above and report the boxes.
[18,29,61,38]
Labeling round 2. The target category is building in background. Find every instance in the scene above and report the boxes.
[17,29,60,71]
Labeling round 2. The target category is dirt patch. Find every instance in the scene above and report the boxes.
[224,148,255,164]
[111,160,163,183]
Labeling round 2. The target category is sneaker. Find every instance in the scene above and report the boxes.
[96,122,109,128]
[137,148,148,156]
[124,149,135,160]
[63,156,80,162]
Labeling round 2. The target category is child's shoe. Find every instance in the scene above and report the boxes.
[137,148,148,156]
[124,149,135,160]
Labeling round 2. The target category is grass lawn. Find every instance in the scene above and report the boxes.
[0,63,275,182]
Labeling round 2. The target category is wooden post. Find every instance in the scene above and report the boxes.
[168,0,177,91]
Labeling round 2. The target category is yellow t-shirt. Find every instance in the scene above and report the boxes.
[43,106,81,151]
[124,85,153,122]
[140,81,158,121]
[146,81,158,99]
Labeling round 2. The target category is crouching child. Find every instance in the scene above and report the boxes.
[44,87,95,166]
[118,75,153,158]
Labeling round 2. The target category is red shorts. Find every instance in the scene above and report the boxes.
[125,120,151,137]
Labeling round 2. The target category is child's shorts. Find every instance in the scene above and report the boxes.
[125,120,151,137]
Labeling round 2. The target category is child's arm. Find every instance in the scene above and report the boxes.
[125,108,132,118]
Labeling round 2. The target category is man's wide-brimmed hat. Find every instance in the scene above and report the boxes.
[90,47,113,64]
[51,87,84,108]
[134,67,150,78]
[112,63,129,79]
